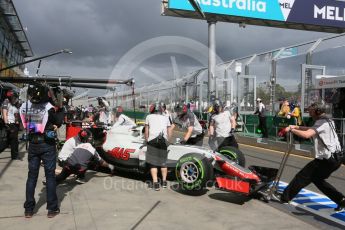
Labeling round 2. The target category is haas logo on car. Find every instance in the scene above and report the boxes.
[107,147,135,161]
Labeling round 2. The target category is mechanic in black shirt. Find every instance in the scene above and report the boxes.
[21,84,64,218]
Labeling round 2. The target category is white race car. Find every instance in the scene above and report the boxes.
[95,126,277,195]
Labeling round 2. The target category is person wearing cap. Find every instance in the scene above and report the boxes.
[208,99,238,150]
[111,106,136,128]
[254,98,268,138]
[145,103,171,191]
[170,102,204,146]
[280,102,345,213]
[55,140,113,185]
[1,90,20,160]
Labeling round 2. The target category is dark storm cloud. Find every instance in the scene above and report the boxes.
[13,0,335,83]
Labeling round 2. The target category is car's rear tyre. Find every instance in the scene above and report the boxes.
[218,146,245,167]
[175,153,213,192]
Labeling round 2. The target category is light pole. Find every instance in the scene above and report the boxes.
[0,49,72,72]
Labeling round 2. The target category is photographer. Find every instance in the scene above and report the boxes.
[21,84,64,218]
[280,102,345,212]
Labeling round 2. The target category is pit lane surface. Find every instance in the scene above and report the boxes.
[239,143,345,229]
[0,142,318,230]
[0,140,344,229]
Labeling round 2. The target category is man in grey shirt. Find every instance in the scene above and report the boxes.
[280,102,345,212]
[55,142,113,184]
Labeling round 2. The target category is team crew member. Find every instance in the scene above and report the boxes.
[55,142,113,184]
[94,97,110,125]
[145,103,170,191]
[1,90,20,160]
[58,129,90,166]
[254,98,268,138]
[22,84,64,218]
[170,103,204,146]
[280,103,345,212]
[208,100,238,151]
[111,106,136,128]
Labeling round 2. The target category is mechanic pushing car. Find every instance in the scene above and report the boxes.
[21,83,64,218]
[111,106,136,128]
[145,102,171,191]
[170,102,204,146]
[55,135,114,184]
[208,99,238,151]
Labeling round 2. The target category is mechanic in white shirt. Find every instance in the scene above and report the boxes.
[170,103,204,146]
[55,142,113,184]
[145,103,171,191]
[1,90,20,160]
[111,106,136,128]
[208,100,238,151]
[254,98,268,138]
[281,102,345,212]
[58,129,84,165]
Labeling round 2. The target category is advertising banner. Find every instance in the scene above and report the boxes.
[315,75,345,89]
[168,0,345,30]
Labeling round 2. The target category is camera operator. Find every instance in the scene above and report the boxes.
[21,84,64,218]
[1,90,20,160]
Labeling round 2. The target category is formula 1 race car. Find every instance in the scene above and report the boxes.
[94,125,278,197]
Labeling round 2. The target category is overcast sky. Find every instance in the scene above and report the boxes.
[13,0,334,92]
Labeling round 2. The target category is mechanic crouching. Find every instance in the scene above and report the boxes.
[170,103,204,146]
[145,103,171,191]
[208,100,238,151]
[21,84,64,218]
[55,130,114,184]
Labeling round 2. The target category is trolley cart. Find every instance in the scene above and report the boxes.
[258,131,293,201]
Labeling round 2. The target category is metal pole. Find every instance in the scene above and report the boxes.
[208,20,216,102]
[270,60,277,115]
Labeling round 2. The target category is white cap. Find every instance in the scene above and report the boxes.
[256,98,261,102]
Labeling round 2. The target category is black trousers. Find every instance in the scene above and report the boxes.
[8,124,19,159]
[258,116,268,138]
[282,157,344,204]
[56,164,87,184]
[186,133,204,146]
[216,135,238,150]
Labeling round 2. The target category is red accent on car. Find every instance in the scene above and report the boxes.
[215,177,250,195]
[107,147,135,161]
[215,155,260,182]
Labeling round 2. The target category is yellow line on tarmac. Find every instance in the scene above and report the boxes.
[238,143,313,160]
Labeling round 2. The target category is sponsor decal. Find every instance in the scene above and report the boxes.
[107,147,134,161]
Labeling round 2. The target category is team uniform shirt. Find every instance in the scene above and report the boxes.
[58,136,82,162]
[210,110,232,138]
[254,102,266,117]
[67,143,102,168]
[145,114,170,142]
[172,111,203,138]
[2,99,18,123]
[112,114,136,128]
[162,110,173,125]
[312,119,342,160]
